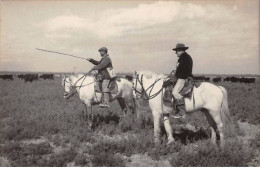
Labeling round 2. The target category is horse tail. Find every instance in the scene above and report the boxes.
[219,86,235,137]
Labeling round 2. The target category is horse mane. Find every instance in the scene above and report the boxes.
[137,70,166,79]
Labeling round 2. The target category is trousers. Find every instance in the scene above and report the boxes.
[102,79,110,93]
[172,79,185,100]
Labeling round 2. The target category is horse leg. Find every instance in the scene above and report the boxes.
[163,113,174,145]
[125,98,137,116]
[209,110,225,147]
[152,111,161,144]
[204,110,217,145]
[117,97,127,116]
[131,98,140,119]
[126,98,135,115]
[86,104,94,129]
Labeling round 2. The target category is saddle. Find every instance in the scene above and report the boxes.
[162,77,201,107]
[94,77,119,94]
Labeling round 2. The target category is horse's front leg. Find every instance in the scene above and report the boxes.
[152,111,161,144]
[163,113,175,145]
[84,103,94,128]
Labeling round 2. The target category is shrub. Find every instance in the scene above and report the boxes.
[250,132,260,148]
[91,152,125,167]
[0,142,53,166]
[169,140,255,166]
[74,153,90,166]
[90,131,154,157]
[47,148,77,167]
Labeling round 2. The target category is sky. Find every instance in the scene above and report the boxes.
[0,0,259,75]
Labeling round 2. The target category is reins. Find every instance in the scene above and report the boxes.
[133,70,176,101]
[72,73,94,89]
[63,72,94,97]
[134,74,166,100]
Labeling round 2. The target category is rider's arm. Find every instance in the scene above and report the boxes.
[92,57,111,70]
[88,58,100,65]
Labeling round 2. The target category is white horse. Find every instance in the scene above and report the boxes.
[62,73,136,127]
[133,71,233,147]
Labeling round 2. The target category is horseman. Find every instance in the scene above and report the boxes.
[171,43,193,119]
[86,47,115,108]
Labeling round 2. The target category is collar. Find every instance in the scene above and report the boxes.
[180,52,186,57]
[102,54,109,58]
[178,52,186,60]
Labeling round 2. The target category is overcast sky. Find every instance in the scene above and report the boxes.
[0,0,259,75]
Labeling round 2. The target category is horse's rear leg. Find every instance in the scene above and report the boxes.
[208,110,225,147]
[204,110,217,145]
[117,97,127,116]
[125,98,137,115]
[133,98,140,119]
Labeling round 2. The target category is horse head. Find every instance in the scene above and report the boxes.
[132,71,153,100]
[62,75,75,99]
[132,72,142,99]
[133,71,166,100]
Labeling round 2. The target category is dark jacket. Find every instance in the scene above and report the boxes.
[175,52,193,79]
[89,54,113,80]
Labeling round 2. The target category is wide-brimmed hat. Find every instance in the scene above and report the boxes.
[172,43,189,51]
[98,47,108,53]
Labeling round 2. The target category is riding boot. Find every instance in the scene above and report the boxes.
[101,92,110,108]
[173,98,186,119]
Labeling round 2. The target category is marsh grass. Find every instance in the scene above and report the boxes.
[0,77,259,166]
[169,140,255,166]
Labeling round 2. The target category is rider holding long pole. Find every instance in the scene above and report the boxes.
[86,47,114,108]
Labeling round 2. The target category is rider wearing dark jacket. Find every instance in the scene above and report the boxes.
[88,54,113,80]
[172,43,193,119]
[175,52,193,79]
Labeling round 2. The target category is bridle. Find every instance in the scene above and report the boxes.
[133,70,176,101]
[63,72,94,98]
[133,74,165,100]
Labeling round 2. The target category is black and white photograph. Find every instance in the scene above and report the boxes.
[0,0,259,167]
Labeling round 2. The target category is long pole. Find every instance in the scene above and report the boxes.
[35,48,86,60]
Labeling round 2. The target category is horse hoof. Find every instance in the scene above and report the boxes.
[88,122,94,129]
[167,140,174,145]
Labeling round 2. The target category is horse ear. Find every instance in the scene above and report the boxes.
[134,71,137,78]
[69,76,72,82]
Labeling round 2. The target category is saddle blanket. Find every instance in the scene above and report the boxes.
[162,79,198,113]
[94,79,118,94]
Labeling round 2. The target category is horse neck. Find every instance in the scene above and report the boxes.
[142,75,164,90]
[70,74,84,86]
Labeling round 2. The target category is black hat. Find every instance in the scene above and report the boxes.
[172,43,189,51]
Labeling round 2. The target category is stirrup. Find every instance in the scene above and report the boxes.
[101,103,110,108]
[172,113,186,119]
